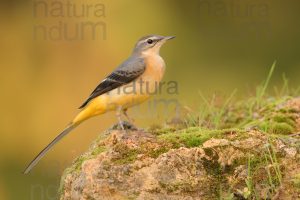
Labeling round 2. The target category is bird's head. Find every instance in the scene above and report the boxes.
[133,35,175,56]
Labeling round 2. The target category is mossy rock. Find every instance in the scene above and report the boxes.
[260,121,295,135]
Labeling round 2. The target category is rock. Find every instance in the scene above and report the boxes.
[60,130,217,200]
[284,147,297,158]
[202,138,230,148]
[231,137,263,149]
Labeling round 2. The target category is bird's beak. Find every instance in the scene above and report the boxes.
[164,36,175,41]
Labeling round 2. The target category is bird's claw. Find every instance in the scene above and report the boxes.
[111,121,138,131]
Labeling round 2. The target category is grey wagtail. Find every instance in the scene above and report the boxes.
[24,34,175,174]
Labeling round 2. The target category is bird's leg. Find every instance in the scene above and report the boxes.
[116,106,125,130]
[123,108,135,125]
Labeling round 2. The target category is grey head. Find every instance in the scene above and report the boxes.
[133,35,175,56]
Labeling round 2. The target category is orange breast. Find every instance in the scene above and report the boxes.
[142,54,165,82]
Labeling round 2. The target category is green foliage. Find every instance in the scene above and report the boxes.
[256,61,276,107]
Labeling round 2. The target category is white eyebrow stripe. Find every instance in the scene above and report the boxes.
[138,39,147,45]
[138,37,157,45]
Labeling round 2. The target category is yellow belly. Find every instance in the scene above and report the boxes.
[94,86,151,111]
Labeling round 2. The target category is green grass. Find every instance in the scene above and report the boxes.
[262,140,283,196]
[256,61,277,106]
[236,159,253,199]
[185,91,239,129]
[230,139,284,200]
[185,60,299,137]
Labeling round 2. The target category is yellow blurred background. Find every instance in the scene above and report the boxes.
[0,0,299,199]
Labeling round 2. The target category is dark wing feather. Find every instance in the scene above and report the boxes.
[79,57,146,109]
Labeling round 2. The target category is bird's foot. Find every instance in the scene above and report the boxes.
[122,109,135,125]
[111,121,138,131]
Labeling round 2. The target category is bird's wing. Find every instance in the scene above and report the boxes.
[79,57,146,109]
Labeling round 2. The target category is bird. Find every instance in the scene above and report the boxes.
[24,34,175,174]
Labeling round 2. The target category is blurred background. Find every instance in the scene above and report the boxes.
[0,0,299,199]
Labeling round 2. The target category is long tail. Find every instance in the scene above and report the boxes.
[23,123,78,174]
[23,99,105,174]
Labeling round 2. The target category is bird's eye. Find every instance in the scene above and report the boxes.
[147,39,153,44]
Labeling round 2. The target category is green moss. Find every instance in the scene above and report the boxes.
[159,128,237,148]
[113,150,139,165]
[279,108,298,114]
[59,155,88,194]
[272,114,296,127]
[58,144,107,194]
[60,146,107,185]
[113,143,171,164]
[91,145,106,156]
[292,174,300,188]
[260,121,295,135]
[112,143,140,165]
[73,155,89,171]
[148,146,169,158]
[66,144,106,173]
[253,103,297,135]
[150,127,177,136]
